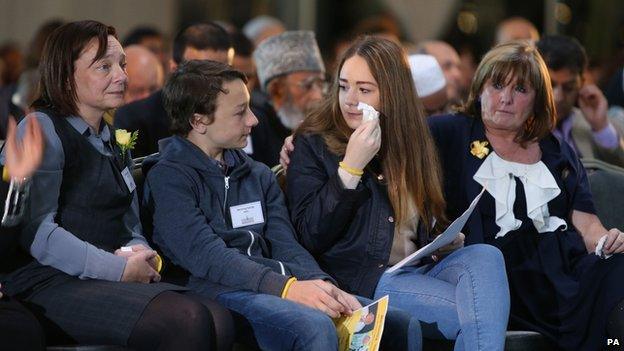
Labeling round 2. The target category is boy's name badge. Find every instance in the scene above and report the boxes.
[230,201,264,228]
[121,167,136,193]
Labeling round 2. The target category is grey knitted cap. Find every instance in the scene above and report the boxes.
[253,31,325,91]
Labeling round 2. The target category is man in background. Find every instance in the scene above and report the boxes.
[408,54,448,116]
[249,31,325,167]
[124,45,164,104]
[537,35,624,167]
[115,22,231,157]
[417,40,466,105]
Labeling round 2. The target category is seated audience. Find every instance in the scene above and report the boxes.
[285,36,510,350]
[0,20,233,350]
[143,59,422,351]
[115,22,231,158]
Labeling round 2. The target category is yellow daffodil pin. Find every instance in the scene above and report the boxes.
[470,140,490,159]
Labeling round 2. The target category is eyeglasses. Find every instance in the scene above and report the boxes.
[293,76,328,94]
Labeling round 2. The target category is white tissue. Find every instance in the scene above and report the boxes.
[357,102,380,122]
[595,235,613,259]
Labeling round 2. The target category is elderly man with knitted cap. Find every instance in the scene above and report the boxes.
[248,31,325,167]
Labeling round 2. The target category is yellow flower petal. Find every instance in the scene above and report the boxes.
[2,166,9,182]
[470,140,490,159]
[116,129,131,146]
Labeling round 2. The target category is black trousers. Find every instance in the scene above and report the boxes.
[0,296,45,351]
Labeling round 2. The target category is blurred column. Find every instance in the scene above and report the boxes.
[383,0,461,42]
[544,0,557,34]
[298,0,317,31]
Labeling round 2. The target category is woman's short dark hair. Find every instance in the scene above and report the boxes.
[32,20,117,116]
[163,60,247,136]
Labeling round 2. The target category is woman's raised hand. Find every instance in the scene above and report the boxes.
[342,119,381,171]
[5,116,44,180]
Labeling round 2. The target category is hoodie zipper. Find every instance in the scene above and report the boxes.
[224,176,256,258]
[225,174,284,275]
[223,176,230,215]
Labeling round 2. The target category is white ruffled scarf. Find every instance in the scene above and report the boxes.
[473,152,567,238]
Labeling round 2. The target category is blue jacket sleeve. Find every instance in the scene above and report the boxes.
[121,191,149,247]
[147,163,290,296]
[286,135,370,254]
[258,167,332,282]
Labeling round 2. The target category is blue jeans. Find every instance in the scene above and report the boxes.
[217,290,337,350]
[217,291,423,351]
[375,244,510,351]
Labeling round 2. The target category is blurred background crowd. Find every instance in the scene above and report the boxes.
[0,0,623,133]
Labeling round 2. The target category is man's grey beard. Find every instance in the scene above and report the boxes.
[276,102,305,131]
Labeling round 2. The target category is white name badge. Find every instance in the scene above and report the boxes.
[121,167,137,193]
[230,201,264,228]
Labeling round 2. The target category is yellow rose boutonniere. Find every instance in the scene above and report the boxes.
[470,140,490,159]
[115,129,139,161]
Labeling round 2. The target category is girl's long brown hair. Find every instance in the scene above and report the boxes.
[295,36,446,231]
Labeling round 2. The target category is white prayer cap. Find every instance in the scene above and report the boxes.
[408,54,446,98]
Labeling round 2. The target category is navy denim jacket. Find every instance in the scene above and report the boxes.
[286,133,430,298]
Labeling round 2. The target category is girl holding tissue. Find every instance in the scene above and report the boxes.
[429,41,624,350]
[286,36,510,350]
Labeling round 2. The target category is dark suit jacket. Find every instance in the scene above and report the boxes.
[249,90,291,168]
[428,113,595,245]
[114,90,171,158]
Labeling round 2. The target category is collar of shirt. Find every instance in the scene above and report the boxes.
[66,116,113,156]
[66,116,110,142]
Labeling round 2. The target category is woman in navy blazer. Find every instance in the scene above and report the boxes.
[429,41,624,350]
